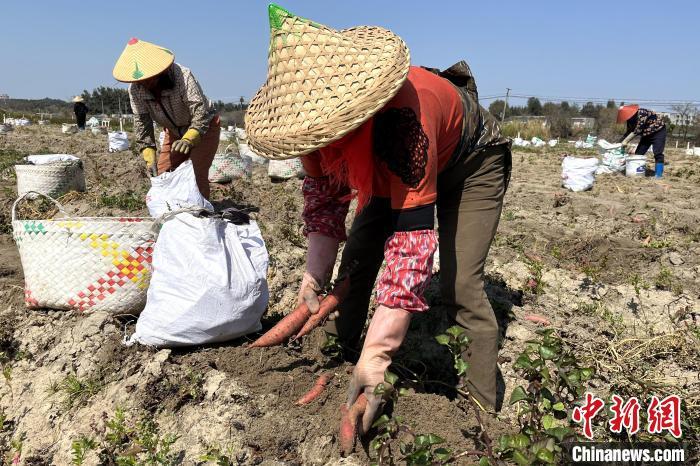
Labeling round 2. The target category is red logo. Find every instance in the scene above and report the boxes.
[572,393,605,439]
[609,395,641,435]
[647,395,682,438]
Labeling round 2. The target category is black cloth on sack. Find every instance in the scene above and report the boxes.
[196,207,252,225]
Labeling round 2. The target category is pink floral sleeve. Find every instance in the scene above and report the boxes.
[302,177,351,241]
[376,230,438,312]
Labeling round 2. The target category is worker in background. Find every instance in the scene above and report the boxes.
[112,38,220,197]
[617,104,667,178]
[73,96,89,130]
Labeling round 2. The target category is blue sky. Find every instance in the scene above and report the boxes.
[2,0,698,111]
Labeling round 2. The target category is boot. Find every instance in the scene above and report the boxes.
[655,162,664,178]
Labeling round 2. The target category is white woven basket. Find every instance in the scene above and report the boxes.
[268,158,306,180]
[12,192,156,314]
[208,144,252,183]
[15,160,86,199]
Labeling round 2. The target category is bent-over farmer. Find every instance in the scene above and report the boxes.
[617,104,667,179]
[112,38,220,198]
[246,5,511,434]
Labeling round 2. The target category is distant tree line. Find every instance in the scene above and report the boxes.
[489,98,621,138]
[0,98,71,116]
[489,97,698,141]
[79,87,132,115]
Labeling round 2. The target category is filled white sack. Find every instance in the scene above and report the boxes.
[146,160,213,217]
[562,156,599,192]
[126,212,269,347]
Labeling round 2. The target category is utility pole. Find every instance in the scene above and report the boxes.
[500,88,511,122]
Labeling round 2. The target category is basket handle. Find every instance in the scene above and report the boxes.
[11,191,68,222]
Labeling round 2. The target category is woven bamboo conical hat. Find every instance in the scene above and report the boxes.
[113,38,175,83]
[245,4,410,160]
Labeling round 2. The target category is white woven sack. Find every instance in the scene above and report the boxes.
[25,154,79,165]
[15,160,86,199]
[239,142,268,166]
[561,156,598,192]
[209,152,252,183]
[62,124,78,134]
[126,212,269,347]
[220,130,235,142]
[146,160,213,217]
[11,192,156,314]
[268,158,305,180]
[108,131,130,152]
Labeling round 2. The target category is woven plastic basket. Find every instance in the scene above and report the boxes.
[208,144,253,183]
[12,192,156,314]
[15,160,86,199]
[268,158,305,180]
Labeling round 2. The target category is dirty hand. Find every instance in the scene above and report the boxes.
[171,128,201,155]
[346,306,412,434]
[298,233,339,314]
[141,147,156,168]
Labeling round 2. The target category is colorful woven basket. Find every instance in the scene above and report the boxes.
[12,192,156,314]
[15,161,86,199]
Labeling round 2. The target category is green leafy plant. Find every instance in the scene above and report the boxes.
[71,408,180,465]
[435,326,497,465]
[523,255,546,296]
[369,372,454,466]
[320,334,343,360]
[199,445,236,465]
[71,435,97,465]
[499,329,594,465]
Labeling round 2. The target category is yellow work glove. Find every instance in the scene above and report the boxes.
[141,147,156,168]
[171,128,201,155]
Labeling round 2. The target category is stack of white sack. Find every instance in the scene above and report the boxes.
[596,139,626,175]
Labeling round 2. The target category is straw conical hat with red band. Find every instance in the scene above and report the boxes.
[244,4,410,160]
[617,104,639,123]
[112,38,175,83]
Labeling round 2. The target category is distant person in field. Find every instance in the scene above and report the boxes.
[112,38,220,198]
[617,105,667,178]
[246,5,511,431]
[72,96,89,130]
